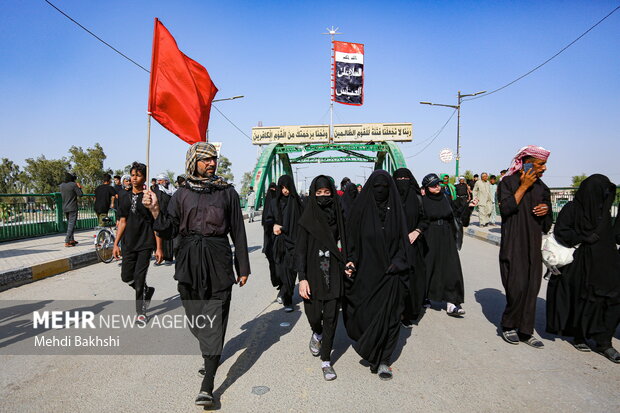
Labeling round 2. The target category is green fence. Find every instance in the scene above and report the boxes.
[550,186,619,222]
[0,193,115,242]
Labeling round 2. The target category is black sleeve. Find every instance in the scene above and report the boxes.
[74,183,83,198]
[228,188,251,277]
[118,192,130,218]
[416,195,429,232]
[153,191,180,239]
[295,227,309,281]
[541,184,553,234]
[554,202,581,247]
[498,177,519,218]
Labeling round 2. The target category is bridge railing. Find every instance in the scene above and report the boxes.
[0,193,115,242]
[549,186,619,221]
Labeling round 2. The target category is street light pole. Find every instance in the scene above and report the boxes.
[207,95,245,139]
[420,90,486,177]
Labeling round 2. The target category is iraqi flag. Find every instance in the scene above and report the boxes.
[148,18,218,144]
[333,41,364,106]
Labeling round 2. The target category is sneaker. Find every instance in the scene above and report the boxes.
[64,243,75,247]
[501,329,519,345]
[69,240,79,246]
[284,306,294,313]
[276,295,283,305]
[194,391,214,407]
[309,334,321,357]
[198,364,206,378]
[423,299,431,309]
[136,314,148,324]
[322,365,337,381]
[401,320,414,329]
[377,363,393,381]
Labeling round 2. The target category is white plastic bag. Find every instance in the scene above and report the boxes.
[542,234,577,275]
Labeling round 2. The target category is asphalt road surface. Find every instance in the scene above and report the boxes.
[1,221,618,412]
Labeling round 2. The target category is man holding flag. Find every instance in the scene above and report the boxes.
[143,19,251,407]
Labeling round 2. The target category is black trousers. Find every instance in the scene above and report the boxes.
[64,211,78,243]
[120,249,152,314]
[178,283,232,394]
[500,264,543,336]
[304,298,340,361]
[276,264,296,306]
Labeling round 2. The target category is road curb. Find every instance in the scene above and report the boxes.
[0,250,100,292]
[465,227,501,246]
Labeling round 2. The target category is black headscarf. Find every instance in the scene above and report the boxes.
[393,168,422,231]
[275,174,302,225]
[340,182,358,219]
[574,174,616,239]
[261,182,277,226]
[298,175,347,264]
[421,173,453,221]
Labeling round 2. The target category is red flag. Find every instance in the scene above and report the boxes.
[148,18,218,144]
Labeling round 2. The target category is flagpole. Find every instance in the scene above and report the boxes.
[323,26,341,144]
[146,113,152,185]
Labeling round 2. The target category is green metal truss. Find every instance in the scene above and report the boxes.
[250,142,407,209]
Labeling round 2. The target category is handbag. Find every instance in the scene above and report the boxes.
[541,234,577,275]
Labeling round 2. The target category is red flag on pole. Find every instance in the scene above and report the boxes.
[148,18,218,144]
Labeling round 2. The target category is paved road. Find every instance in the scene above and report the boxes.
[1,221,618,412]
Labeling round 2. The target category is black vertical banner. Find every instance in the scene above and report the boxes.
[333,41,364,106]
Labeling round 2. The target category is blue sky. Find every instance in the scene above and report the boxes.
[1,1,619,190]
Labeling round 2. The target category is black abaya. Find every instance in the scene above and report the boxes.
[261,184,279,288]
[344,170,410,371]
[546,175,620,347]
[393,168,429,320]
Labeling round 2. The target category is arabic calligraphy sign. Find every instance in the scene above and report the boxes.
[333,123,412,142]
[252,125,330,145]
[333,41,364,106]
[251,123,412,144]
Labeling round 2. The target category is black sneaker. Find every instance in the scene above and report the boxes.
[142,287,155,314]
[195,391,214,407]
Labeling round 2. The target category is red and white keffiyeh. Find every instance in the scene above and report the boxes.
[506,145,550,176]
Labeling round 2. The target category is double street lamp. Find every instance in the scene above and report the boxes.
[212,95,244,103]
[420,90,486,177]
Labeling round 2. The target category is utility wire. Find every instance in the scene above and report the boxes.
[44,0,150,73]
[43,0,251,141]
[406,109,456,158]
[463,6,620,101]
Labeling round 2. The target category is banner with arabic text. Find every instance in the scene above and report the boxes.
[333,41,364,106]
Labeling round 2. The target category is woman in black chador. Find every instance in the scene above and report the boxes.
[421,173,475,317]
[344,170,410,380]
[546,174,620,363]
[261,182,279,292]
[271,174,303,311]
[296,175,349,380]
[393,168,429,326]
[340,181,358,220]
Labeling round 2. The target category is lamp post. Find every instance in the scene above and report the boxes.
[420,90,486,177]
[207,96,245,139]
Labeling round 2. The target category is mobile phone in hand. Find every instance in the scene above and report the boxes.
[523,163,534,173]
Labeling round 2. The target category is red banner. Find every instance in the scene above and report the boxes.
[148,18,218,144]
[333,41,364,106]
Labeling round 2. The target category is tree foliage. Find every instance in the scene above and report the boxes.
[217,156,234,182]
[0,158,26,193]
[24,155,71,194]
[68,143,107,193]
[571,174,588,188]
[239,171,253,197]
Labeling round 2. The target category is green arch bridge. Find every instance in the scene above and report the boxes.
[250,141,407,208]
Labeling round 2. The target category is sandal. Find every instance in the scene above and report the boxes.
[501,329,519,345]
[522,336,544,349]
[322,365,337,381]
[377,363,393,381]
[571,342,591,352]
[595,347,620,364]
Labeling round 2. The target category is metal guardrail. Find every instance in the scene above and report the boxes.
[550,186,619,221]
[0,193,116,242]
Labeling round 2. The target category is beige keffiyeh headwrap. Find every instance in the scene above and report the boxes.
[185,142,230,191]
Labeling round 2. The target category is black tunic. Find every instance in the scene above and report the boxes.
[422,191,471,305]
[546,175,620,340]
[153,186,250,298]
[498,174,552,335]
[344,170,410,370]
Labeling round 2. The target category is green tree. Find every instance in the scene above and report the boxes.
[217,156,234,182]
[165,170,177,184]
[0,158,25,193]
[571,174,587,188]
[69,143,107,193]
[463,170,474,180]
[239,171,253,197]
[24,155,71,194]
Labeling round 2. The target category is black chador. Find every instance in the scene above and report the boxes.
[261,182,279,290]
[498,173,551,337]
[296,175,348,380]
[148,142,250,406]
[393,168,429,323]
[344,170,410,379]
[272,174,303,310]
[546,175,620,362]
[421,173,472,316]
[340,182,358,220]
